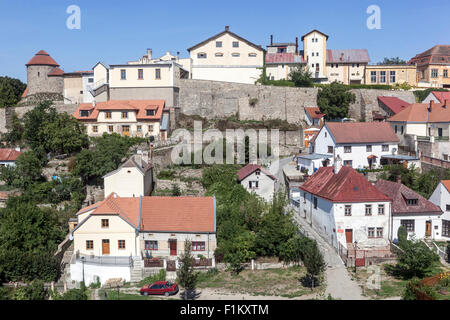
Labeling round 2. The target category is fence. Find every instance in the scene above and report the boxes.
[144,258,164,268]
[421,155,450,169]
[76,252,133,267]
[339,242,396,267]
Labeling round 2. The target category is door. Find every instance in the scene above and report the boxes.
[345,229,353,243]
[169,240,177,256]
[102,239,110,255]
[425,221,432,237]
[438,128,443,137]
[122,125,130,136]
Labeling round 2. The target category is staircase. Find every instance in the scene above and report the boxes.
[130,259,143,284]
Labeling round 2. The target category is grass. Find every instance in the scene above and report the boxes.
[196,266,323,298]
[102,289,149,300]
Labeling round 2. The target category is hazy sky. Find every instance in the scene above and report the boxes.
[1,0,449,82]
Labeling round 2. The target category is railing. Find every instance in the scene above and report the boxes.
[417,136,430,141]
[435,136,449,141]
[76,252,133,267]
[421,155,450,169]
[144,258,164,268]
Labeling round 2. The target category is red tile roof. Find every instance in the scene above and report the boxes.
[409,45,450,66]
[75,193,215,233]
[375,180,442,215]
[300,166,391,203]
[26,50,60,67]
[378,96,411,114]
[387,102,450,123]
[442,180,450,193]
[47,67,64,76]
[73,100,165,121]
[237,164,277,182]
[0,148,21,161]
[305,107,325,119]
[21,87,28,98]
[325,122,399,144]
[430,91,450,103]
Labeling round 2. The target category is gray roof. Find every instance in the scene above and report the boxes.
[102,156,152,179]
[297,153,332,160]
[327,49,370,63]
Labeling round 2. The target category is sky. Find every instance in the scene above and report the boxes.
[1,0,449,82]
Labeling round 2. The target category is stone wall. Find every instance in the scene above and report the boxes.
[177,79,416,124]
[13,103,79,119]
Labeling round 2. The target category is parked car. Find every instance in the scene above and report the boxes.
[140,281,179,296]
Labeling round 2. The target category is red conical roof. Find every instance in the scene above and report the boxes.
[26,50,60,67]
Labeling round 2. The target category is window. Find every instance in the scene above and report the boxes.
[365,204,372,216]
[232,41,239,48]
[121,112,128,119]
[313,197,318,209]
[312,53,315,57]
[231,53,240,57]
[255,170,260,176]
[378,204,385,215]
[380,71,386,83]
[443,220,450,237]
[401,219,415,232]
[352,64,355,68]
[92,126,98,133]
[146,109,156,116]
[105,111,112,119]
[197,53,207,59]
[444,70,448,78]
[118,240,126,249]
[80,110,90,117]
[148,125,154,132]
[345,205,352,216]
[344,146,352,153]
[370,71,377,83]
[155,68,161,80]
[138,69,144,80]
[382,145,389,152]
[407,199,418,206]
[343,160,353,167]
[368,227,375,238]
[401,126,404,134]
[137,125,142,132]
[145,240,158,250]
[215,52,223,57]
[328,146,334,154]
[324,132,327,137]
[303,193,306,204]
[108,125,114,133]
[192,241,206,251]
[248,53,257,57]
[366,145,372,152]
[248,181,259,189]
[86,240,94,250]
[390,71,396,83]
[446,205,450,212]
[216,41,222,47]
[316,52,319,57]
[431,69,438,78]
[376,227,383,238]
[101,219,109,228]
[88,78,94,83]
[120,69,126,80]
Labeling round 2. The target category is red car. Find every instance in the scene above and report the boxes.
[140,281,179,297]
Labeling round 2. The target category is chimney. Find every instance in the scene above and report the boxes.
[295,37,298,54]
[92,100,96,107]
[429,100,434,112]
[270,35,273,46]
[147,48,152,60]
[225,26,229,32]
[444,99,449,108]
[135,153,143,168]
[334,155,342,174]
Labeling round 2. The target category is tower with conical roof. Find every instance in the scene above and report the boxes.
[25,50,64,96]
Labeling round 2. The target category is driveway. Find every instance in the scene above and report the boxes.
[291,208,367,300]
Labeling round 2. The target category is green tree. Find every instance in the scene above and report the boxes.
[22,101,56,151]
[224,231,256,273]
[302,240,326,289]
[317,81,356,120]
[11,280,46,300]
[397,225,408,249]
[171,184,181,196]
[377,57,407,65]
[0,76,26,108]
[289,65,314,87]
[3,112,24,144]
[177,240,199,300]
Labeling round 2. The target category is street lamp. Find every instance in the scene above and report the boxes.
[81,256,85,285]
[354,241,358,273]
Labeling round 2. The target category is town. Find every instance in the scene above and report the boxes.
[0,3,449,303]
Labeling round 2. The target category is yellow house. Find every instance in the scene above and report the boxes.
[409,45,450,88]
[70,193,217,285]
[365,65,417,86]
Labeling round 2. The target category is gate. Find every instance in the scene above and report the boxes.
[166,260,176,271]
[355,250,365,267]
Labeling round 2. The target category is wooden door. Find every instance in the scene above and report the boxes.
[426,221,432,237]
[122,125,130,136]
[345,229,353,243]
[102,239,110,255]
[169,240,177,256]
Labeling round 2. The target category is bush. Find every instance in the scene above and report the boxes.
[138,269,166,287]
[413,88,448,103]
[402,278,439,300]
[157,170,176,180]
[11,280,47,300]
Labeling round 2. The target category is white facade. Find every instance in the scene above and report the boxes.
[392,214,442,241]
[70,260,132,285]
[429,182,450,239]
[312,125,399,169]
[240,171,275,202]
[299,191,391,250]
[302,31,327,80]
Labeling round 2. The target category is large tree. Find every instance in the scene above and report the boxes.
[317,81,356,120]
[177,240,199,300]
[377,57,407,65]
[289,65,314,87]
[0,76,26,108]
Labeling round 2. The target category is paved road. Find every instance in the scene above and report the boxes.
[291,208,367,300]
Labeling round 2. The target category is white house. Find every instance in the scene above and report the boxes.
[429,180,450,239]
[237,164,277,202]
[0,148,21,167]
[422,91,450,104]
[375,179,443,241]
[296,153,332,175]
[299,165,392,251]
[309,122,400,170]
[304,107,325,127]
[103,155,153,198]
[70,193,216,285]
[187,26,265,84]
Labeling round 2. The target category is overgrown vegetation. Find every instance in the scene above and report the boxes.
[317,81,356,120]
[413,88,448,103]
[0,76,27,108]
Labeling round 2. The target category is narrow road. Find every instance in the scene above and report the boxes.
[268,156,294,191]
[291,208,367,300]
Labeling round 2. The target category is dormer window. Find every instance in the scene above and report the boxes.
[407,199,418,206]
[146,109,156,116]
[80,110,90,117]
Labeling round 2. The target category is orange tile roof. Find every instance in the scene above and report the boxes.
[0,148,21,161]
[75,194,215,233]
[26,50,60,67]
[388,102,450,123]
[326,122,399,144]
[305,107,326,119]
[73,100,165,121]
[47,67,64,76]
[442,180,450,193]
[431,91,450,104]
[21,87,28,98]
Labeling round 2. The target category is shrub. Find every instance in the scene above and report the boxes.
[138,269,166,287]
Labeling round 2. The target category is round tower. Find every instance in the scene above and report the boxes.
[25,50,63,96]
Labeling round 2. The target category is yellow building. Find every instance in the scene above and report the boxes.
[365,65,417,86]
[409,45,450,88]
